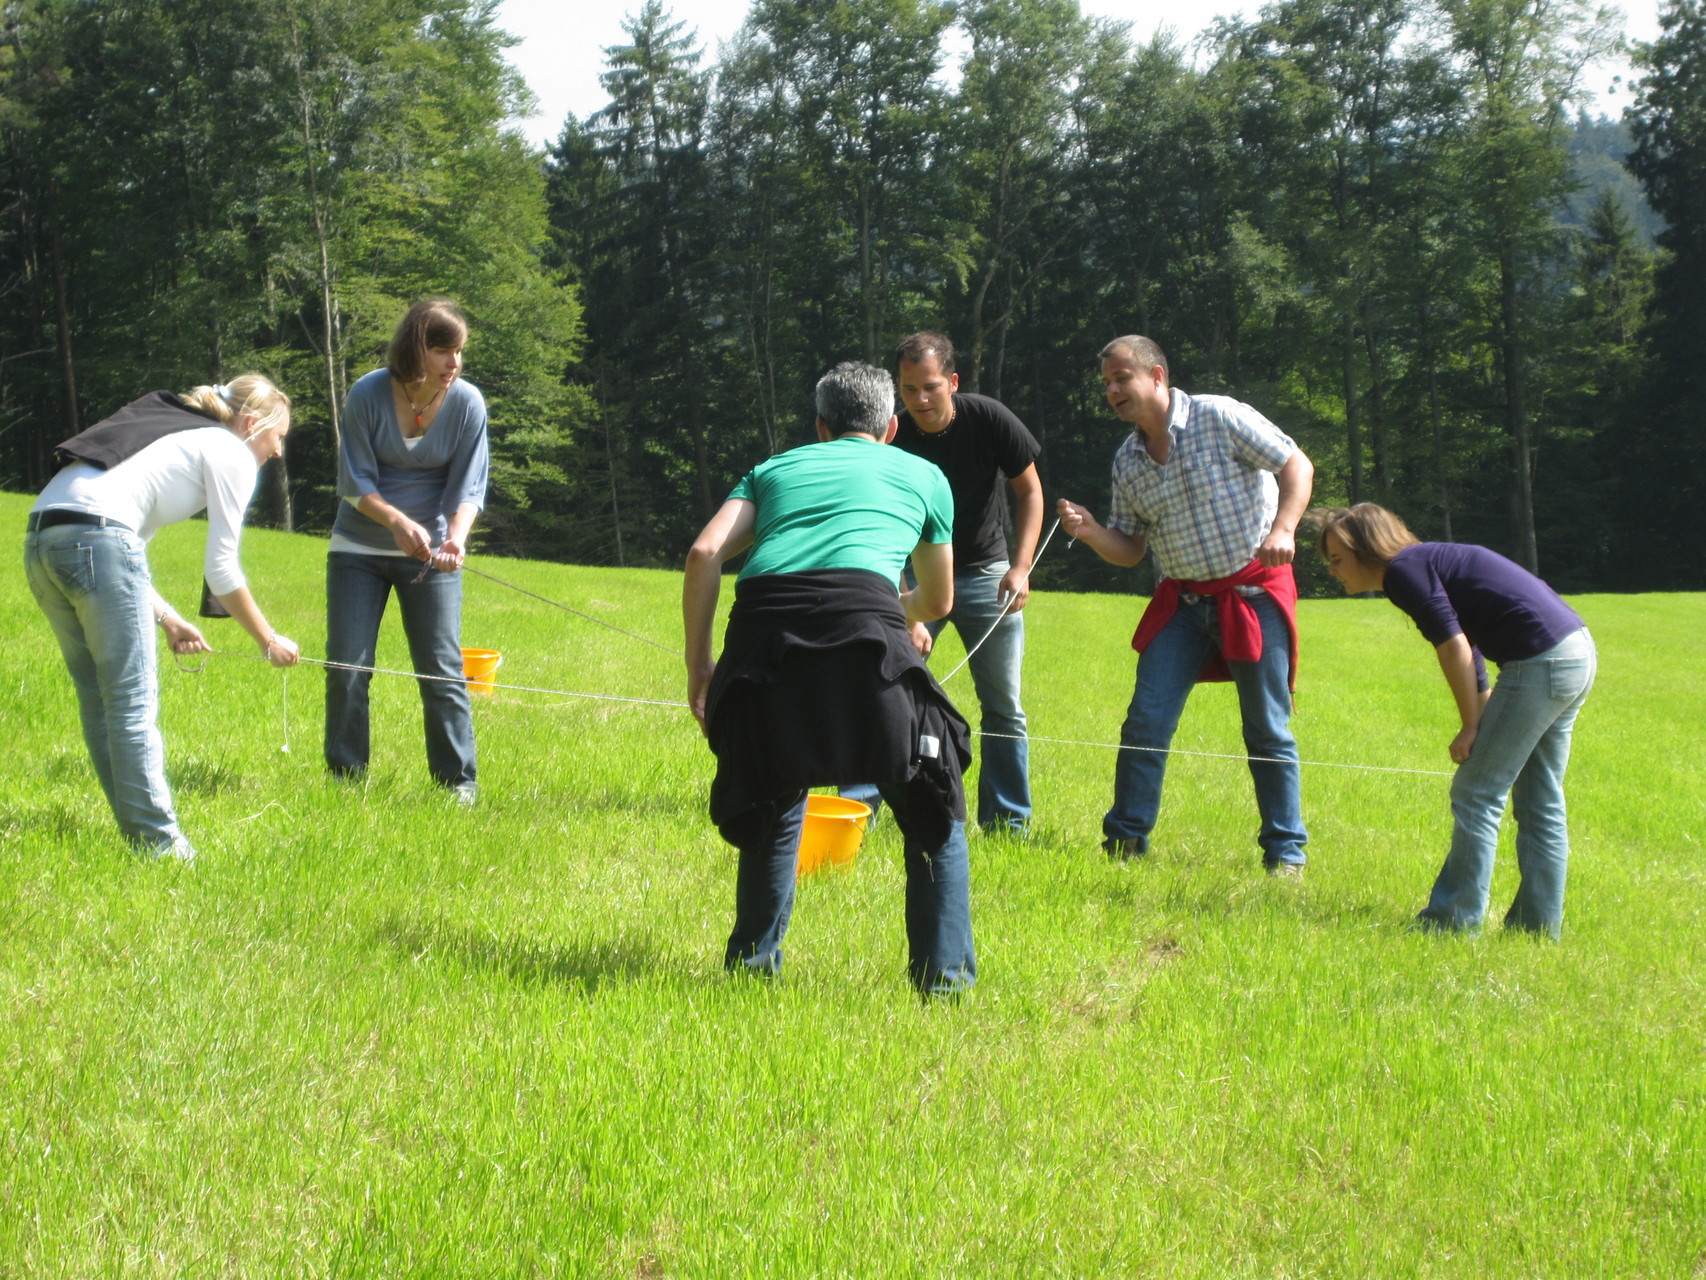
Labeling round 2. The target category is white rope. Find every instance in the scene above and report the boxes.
[937,517,1064,684]
[190,649,1448,776]
[977,730,1453,776]
[206,649,690,709]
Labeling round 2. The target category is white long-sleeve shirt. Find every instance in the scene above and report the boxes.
[33,426,259,594]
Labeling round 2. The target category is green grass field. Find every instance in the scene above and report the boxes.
[2,489,1701,1277]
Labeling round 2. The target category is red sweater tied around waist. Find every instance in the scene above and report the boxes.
[1131,560,1299,691]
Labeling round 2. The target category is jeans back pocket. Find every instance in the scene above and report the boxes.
[45,540,98,598]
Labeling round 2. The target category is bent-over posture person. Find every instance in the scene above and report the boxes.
[325,298,489,803]
[1318,503,1596,938]
[25,375,302,861]
[684,361,976,996]
[1057,335,1313,873]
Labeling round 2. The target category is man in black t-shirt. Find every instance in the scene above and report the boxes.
[848,331,1043,832]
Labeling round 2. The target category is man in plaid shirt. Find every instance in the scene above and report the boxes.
[1058,336,1315,874]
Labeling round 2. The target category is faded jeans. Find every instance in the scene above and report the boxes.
[1419,627,1596,939]
[25,524,191,855]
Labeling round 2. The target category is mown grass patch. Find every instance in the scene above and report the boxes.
[2,490,1701,1277]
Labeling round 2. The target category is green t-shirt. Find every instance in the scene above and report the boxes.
[730,436,954,583]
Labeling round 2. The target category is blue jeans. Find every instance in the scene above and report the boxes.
[25,524,191,855]
[725,785,977,995]
[324,552,476,788]
[844,561,1031,831]
[1419,627,1596,939]
[1104,591,1306,868]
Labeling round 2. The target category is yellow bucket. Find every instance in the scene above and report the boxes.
[797,794,872,877]
[460,647,503,695]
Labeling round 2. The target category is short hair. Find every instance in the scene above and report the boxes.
[1099,335,1169,381]
[1314,503,1420,567]
[894,331,955,375]
[387,298,469,384]
[180,373,291,440]
[815,361,895,437]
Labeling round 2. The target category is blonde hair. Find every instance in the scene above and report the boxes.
[180,373,291,440]
[1314,502,1420,568]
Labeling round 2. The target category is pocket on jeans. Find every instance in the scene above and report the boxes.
[1547,656,1593,701]
[45,541,97,597]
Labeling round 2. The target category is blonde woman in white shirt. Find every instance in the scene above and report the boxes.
[24,374,301,861]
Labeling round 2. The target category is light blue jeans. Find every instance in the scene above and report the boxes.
[843,561,1031,831]
[1104,591,1307,868]
[1418,627,1596,939]
[25,524,192,855]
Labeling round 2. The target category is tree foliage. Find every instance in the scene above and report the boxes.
[2,0,1687,587]
[0,0,585,549]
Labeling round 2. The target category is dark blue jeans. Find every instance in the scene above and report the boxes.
[725,784,976,996]
[1104,591,1306,868]
[324,552,476,788]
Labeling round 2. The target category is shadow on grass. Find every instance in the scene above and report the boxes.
[373,914,671,995]
[168,755,244,796]
[568,787,702,821]
[0,800,98,843]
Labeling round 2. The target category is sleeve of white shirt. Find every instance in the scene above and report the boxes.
[201,436,260,595]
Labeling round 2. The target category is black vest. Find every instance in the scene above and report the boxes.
[55,392,220,470]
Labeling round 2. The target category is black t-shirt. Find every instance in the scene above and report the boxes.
[894,392,1041,569]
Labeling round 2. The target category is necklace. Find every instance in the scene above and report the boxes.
[399,379,444,428]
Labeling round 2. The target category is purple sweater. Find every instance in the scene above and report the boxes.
[1383,543,1584,690]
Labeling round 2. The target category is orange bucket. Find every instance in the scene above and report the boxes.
[460,647,503,695]
[796,794,872,877]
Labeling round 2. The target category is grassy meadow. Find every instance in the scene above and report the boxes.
[2,488,1701,1277]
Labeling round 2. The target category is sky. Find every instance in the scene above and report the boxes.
[495,0,1661,149]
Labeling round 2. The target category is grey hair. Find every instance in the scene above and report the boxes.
[1099,334,1169,381]
[815,361,895,437]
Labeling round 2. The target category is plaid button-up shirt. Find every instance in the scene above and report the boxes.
[1107,389,1298,582]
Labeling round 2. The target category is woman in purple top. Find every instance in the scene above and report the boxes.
[1318,504,1596,939]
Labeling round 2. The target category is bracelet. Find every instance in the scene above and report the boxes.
[262,633,277,657]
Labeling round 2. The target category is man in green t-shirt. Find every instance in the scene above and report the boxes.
[683,361,976,996]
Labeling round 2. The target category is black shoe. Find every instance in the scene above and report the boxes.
[1103,836,1145,862]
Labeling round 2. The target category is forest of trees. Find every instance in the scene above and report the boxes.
[3,0,1703,593]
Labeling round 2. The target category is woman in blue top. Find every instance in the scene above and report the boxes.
[1318,504,1596,938]
[324,299,490,802]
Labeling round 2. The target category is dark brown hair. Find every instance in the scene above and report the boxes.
[894,331,955,375]
[1314,503,1421,567]
[387,298,468,384]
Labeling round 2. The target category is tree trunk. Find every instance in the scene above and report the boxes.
[597,359,625,568]
[1429,357,1453,542]
[47,195,78,436]
[1342,316,1362,504]
[1361,312,1390,501]
[1499,238,1538,572]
